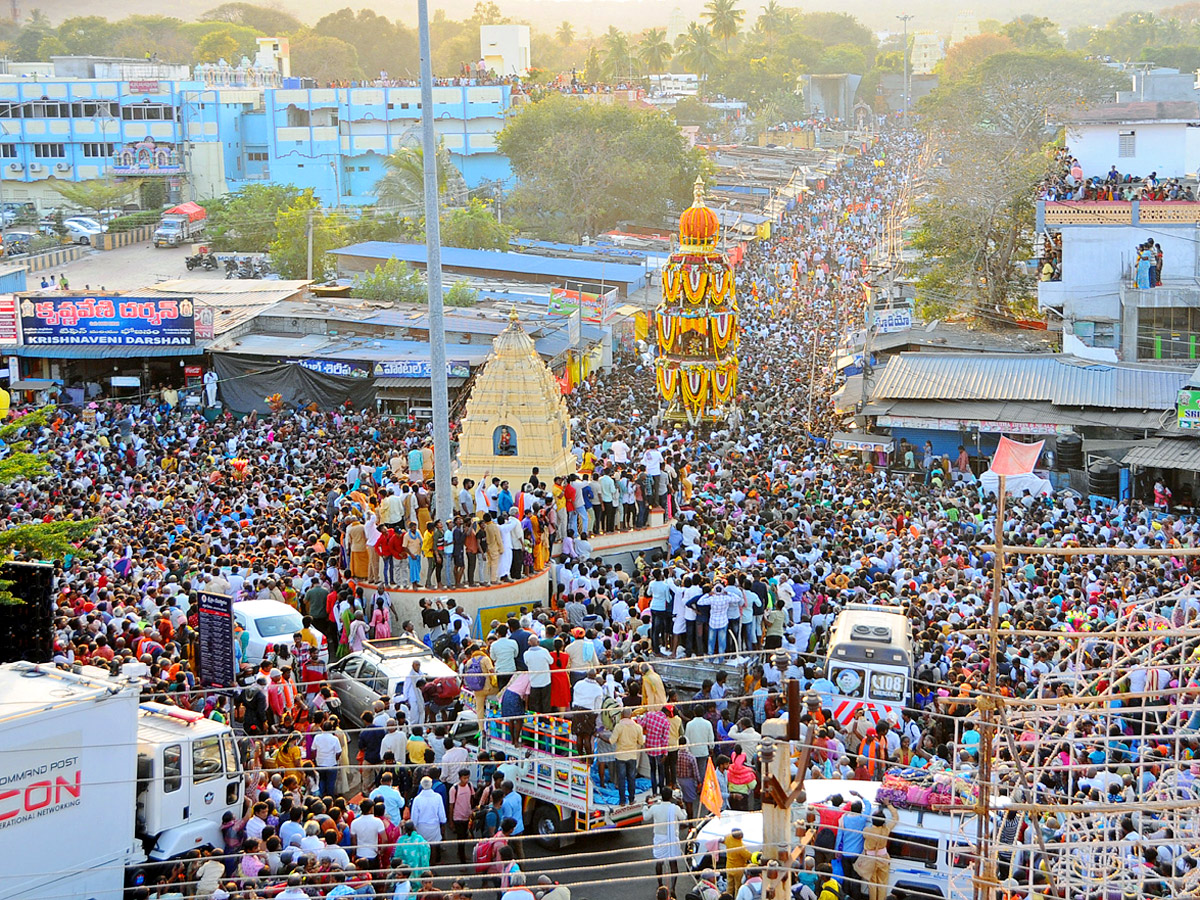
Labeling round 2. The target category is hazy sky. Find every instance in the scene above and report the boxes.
[26,0,1165,34]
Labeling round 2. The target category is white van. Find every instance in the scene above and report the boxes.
[686,779,995,900]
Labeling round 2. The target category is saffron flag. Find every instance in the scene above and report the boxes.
[991,436,1044,476]
[700,757,723,816]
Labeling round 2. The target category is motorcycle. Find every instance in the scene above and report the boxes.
[186,252,220,272]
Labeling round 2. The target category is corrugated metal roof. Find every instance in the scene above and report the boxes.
[867,399,1165,431]
[870,353,1189,410]
[375,377,467,389]
[145,279,310,337]
[332,241,647,287]
[1124,438,1200,472]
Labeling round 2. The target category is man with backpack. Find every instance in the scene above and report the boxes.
[735,865,764,900]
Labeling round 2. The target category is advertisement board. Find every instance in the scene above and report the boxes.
[874,307,913,334]
[196,591,235,687]
[1178,388,1200,429]
[373,360,471,379]
[0,295,18,343]
[549,285,617,325]
[19,296,195,346]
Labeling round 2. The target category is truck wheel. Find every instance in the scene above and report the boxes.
[532,804,564,850]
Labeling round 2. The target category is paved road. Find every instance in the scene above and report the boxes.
[46,239,230,292]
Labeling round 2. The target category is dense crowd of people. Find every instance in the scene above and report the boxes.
[15,124,1200,900]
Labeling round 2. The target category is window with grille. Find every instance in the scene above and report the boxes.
[32,143,65,158]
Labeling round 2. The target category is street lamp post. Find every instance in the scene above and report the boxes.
[418,0,454,522]
[897,14,914,116]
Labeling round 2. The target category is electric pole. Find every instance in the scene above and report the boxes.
[897,14,913,116]
[418,0,454,522]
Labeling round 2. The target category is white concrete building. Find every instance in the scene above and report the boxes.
[1037,201,1200,363]
[1059,100,1200,180]
[480,25,531,77]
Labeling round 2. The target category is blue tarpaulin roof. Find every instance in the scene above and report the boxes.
[332,242,648,290]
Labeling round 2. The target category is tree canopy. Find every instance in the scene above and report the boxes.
[497,94,709,241]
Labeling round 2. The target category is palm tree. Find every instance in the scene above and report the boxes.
[639,28,673,84]
[374,142,466,213]
[756,0,792,46]
[556,20,575,47]
[704,0,744,51]
[602,26,634,81]
[675,22,721,85]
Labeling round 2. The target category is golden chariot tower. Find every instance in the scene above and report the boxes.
[654,177,739,425]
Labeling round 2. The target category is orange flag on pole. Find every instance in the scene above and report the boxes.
[700,757,723,816]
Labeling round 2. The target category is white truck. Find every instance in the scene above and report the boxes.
[482,707,646,848]
[0,662,243,900]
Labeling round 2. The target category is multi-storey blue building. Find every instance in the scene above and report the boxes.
[0,55,514,210]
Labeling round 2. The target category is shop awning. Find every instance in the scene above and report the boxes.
[1123,438,1200,473]
[10,378,59,391]
[10,344,203,358]
[373,376,467,389]
[830,431,893,452]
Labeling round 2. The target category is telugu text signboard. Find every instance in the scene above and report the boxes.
[19,296,195,347]
[196,591,235,687]
[373,360,471,379]
[874,307,913,334]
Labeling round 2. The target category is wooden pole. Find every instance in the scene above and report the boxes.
[974,472,1004,900]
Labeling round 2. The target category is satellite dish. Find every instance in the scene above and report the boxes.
[925,319,940,333]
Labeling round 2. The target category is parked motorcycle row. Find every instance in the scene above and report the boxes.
[181,252,273,278]
[222,256,273,279]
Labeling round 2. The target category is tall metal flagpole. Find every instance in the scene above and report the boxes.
[418,0,453,521]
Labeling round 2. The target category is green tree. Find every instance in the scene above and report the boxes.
[675,22,721,84]
[269,194,345,280]
[446,280,478,307]
[498,93,709,240]
[441,197,510,249]
[139,178,167,210]
[915,51,1120,319]
[374,142,466,214]
[200,3,303,33]
[289,33,361,83]
[205,182,304,252]
[194,28,241,63]
[639,28,673,79]
[704,0,744,51]
[754,0,792,48]
[49,177,142,219]
[0,407,96,603]
[556,21,575,47]
[55,16,121,55]
[792,11,874,50]
[999,15,1061,50]
[473,1,504,24]
[349,257,426,303]
[35,34,66,58]
[938,33,1016,80]
[313,9,417,82]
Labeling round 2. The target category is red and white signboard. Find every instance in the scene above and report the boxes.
[0,295,18,343]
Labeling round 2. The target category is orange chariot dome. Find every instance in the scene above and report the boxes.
[678,176,719,249]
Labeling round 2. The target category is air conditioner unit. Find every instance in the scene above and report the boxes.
[55,163,69,171]
[7,163,19,171]
[28,163,41,172]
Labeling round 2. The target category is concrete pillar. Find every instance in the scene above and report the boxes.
[760,718,793,898]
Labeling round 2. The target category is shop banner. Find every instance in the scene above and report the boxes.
[19,296,195,346]
[549,285,617,325]
[292,358,371,379]
[373,360,471,379]
[1178,388,1200,429]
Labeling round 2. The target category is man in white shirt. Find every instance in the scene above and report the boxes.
[409,776,448,853]
[643,790,684,892]
[350,798,387,862]
[311,722,343,797]
[369,772,406,822]
[523,641,554,713]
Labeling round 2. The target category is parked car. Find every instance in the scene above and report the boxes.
[231,598,328,667]
[63,220,102,244]
[327,636,458,727]
[64,216,108,233]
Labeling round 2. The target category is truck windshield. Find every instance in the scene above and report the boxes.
[193,736,223,782]
[161,222,179,231]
